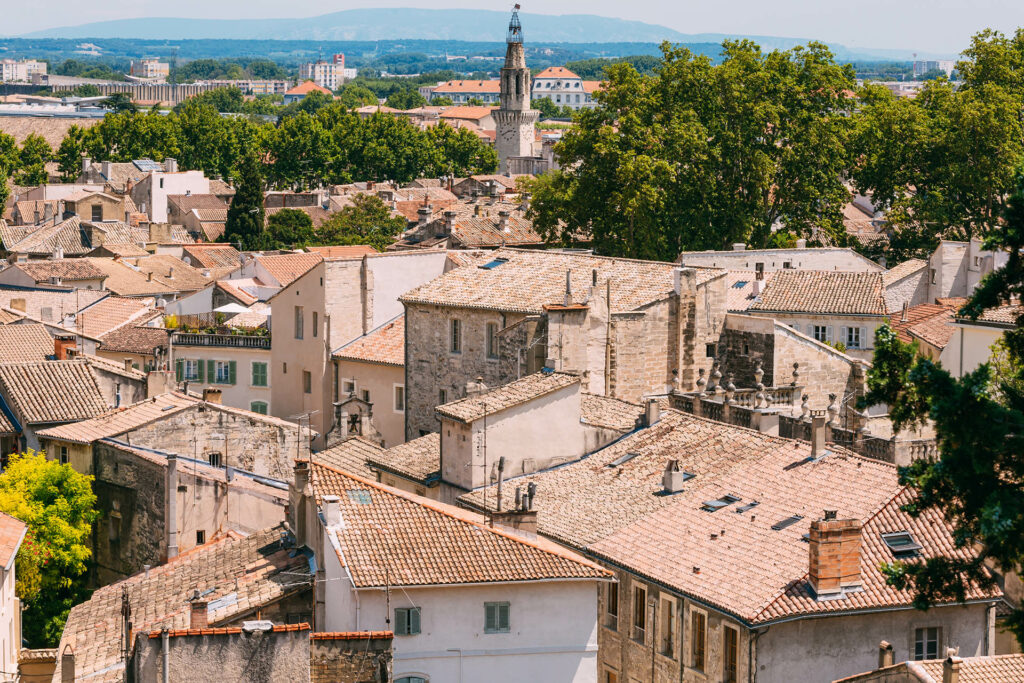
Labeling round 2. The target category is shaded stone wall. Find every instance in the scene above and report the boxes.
[310,635,393,683]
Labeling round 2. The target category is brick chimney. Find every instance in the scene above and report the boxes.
[808,511,862,599]
[189,600,208,629]
[202,388,222,404]
[54,336,77,360]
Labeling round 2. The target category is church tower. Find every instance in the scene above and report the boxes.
[494,6,538,174]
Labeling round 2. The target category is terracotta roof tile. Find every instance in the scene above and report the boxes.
[0,324,53,363]
[287,81,332,96]
[309,630,392,640]
[9,259,106,283]
[750,271,887,316]
[436,371,579,423]
[725,271,776,312]
[366,432,440,483]
[76,296,155,338]
[255,252,322,287]
[167,194,228,215]
[37,392,196,444]
[332,315,404,366]
[461,410,999,624]
[912,654,1024,682]
[960,302,1024,327]
[889,302,960,344]
[54,524,310,683]
[0,359,107,424]
[580,393,640,432]
[315,437,383,480]
[882,258,927,286]
[127,255,212,292]
[401,247,724,314]
[182,244,241,270]
[534,66,581,79]
[82,258,177,297]
[313,462,610,588]
[439,106,495,121]
[907,312,956,349]
[0,512,26,569]
[98,323,169,354]
[306,245,378,259]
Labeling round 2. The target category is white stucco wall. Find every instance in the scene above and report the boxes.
[884,271,930,313]
[334,358,405,447]
[679,248,883,272]
[756,603,993,683]
[366,251,449,331]
[0,560,19,677]
[323,536,600,683]
[942,325,1004,378]
[137,172,210,223]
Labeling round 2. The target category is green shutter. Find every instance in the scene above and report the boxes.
[175,359,183,382]
[395,609,408,635]
[229,361,237,385]
[206,359,215,384]
[410,607,421,634]
[485,605,496,632]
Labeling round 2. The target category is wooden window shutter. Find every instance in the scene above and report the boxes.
[229,361,237,385]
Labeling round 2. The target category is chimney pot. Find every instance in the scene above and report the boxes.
[202,388,222,404]
[662,459,686,494]
[732,242,746,251]
[189,600,209,629]
[811,415,827,458]
[645,398,660,427]
[943,653,961,683]
[878,640,894,668]
[323,494,341,527]
[60,646,75,683]
[124,358,133,371]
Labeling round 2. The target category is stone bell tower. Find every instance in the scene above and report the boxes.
[494,6,539,174]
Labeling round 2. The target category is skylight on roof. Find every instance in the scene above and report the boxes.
[881,531,922,556]
[771,515,804,531]
[701,493,741,512]
[133,159,163,172]
[732,280,749,289]
[347,490,372,505]
[479,258,508,270]
[607,451,641,468]
[735,501,760,513]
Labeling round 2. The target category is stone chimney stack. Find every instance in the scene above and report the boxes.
[442,210,457,235]
[202,388,222,404]
[165,453,179,559]
[323,495,341,527]
[878,640,894,669]
[60,646,75,683]
[662,459,686,494]
[644,398,660,427]
[189,600,208,629]
[417,205,433,226]
[811,415,827,458]
[497,210,510,232]
[290,461,312,548]
[164,157,178,173]
[943,651,961,683]
[81,155,91,176]
[808,511,862,599]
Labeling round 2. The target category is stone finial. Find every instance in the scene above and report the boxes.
[754,360,765,409]
[800,394,810,419]
[792,362,800,387]
[671,368,681,395]
[695,368,707,397]
[710,360,722,393]
[827,393,839,426]
[725,374,736,405]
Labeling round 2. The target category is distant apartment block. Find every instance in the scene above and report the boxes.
[130,58,170,81]
[0,59,46,83]
[299,54,345,91]
[913,59,956,77]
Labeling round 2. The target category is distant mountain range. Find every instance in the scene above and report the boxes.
[18,9,955,61]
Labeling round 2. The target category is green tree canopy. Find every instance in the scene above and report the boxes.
[335,84,379,109]
[385,88,427,110]
[265,208,316,249]
[316,194,408,251]
[0,451,98,646]
[526,40,856,260]
[16,134,53,186]
[223,151,266,250]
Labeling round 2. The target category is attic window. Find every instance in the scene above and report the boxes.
[771,515,804,531]
[347,490,372,505]
[881,531,922,556]
[731,281,749,289]
[607,451,641,468]
[735,501,760,513]
[479,258,508,270]
[701,494,741,512]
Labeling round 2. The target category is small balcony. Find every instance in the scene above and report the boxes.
[172,332,270,349]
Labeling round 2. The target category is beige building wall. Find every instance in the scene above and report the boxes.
[0,554,20,680]
[333,358,405,447]
[173,344,272,414]
[752,312,886,361]
[943,324,1004,378]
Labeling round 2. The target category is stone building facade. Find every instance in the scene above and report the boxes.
[494,8,539,174]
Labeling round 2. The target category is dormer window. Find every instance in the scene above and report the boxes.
[881,531,922,557]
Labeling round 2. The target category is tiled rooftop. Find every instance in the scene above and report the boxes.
[366,432,440,483]
[76,296,155,338]
[255,252,322,287]
[960,302,1024,327]
[0,324,53,363]
[332,315,404,366]
[889,302,962,344]
[913,654,1024,682]
[401,247,724,314]
[98,323,169,354]
[750,271,888,316]
[0,512,26,569]
[82,258,177,297]
[182,244,241,270]
[313,462,610,588]
[461,409,998,624]
[306,245,378,259]
[882,258,927,286]
[725,271,776,312]
[436,371,579,423]
[580,394,641,432]
[54,524,311,683]
[10,259,107,282]
[0,359,108,425]
[128,254,212,292]
[36,392,196,444]
[315,437,383,480]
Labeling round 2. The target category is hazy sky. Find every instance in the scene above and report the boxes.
[6,0,1023,54]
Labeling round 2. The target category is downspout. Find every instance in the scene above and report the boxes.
[749,626,768,683]
[604,279,612,397]
[161,629,170,683]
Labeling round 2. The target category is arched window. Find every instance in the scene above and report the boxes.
[250,401,268,415]
[396,678,428,683]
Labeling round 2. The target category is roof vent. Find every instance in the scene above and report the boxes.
[661,460,694,494]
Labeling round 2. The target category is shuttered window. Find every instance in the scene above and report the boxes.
[251,362,268,387]
[484,602,510,633]
[395,607,421,636]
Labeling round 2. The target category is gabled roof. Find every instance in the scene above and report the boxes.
[0,512,26,571]
[128,254,212,292]
[254,252,322,288]
[889,301,965,344]
[534,66,581,80]
[81,258,176,297]
[958,302,1024,328]
[580,393,640,432]
[54,524,310,683]
[0,359,107,425]
[451,215,544,248]
[97,323,169,354]
[725,271,776,312]
[0,324,53,363]
[5,215,89,256]
[182,243,240,270]
[907,312,957,350]
[306,245,378,259]
[286,80,332,96]
[76,296,155,338]
[400,247,725,314]
[909,654,1024,683]
[437,371,579,424]
[366,432,440,483]
[461,409,998,626]
[315,436,383,480]
[882,258,927,286]
[36,392,195,445]
[9,258,106,283]
[167,193,227,215]
[439,106,494,121]
[313,462,610,588]
[750,271,887,316]
[332,315,404,367]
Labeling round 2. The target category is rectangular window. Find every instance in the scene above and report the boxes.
[486,322,499,359]
[361,389,370,402]
[605,672,618,683]
[606,581,619,630]
[724,626,739,682]
[394,385,405,412]
[439,389,448,404]
[449,318,462,353]
[394,607,421,635]
[313,311,319,337]
[303,370,312,394]
[915,627,941,660]
[484,602,510,633]
[184,359,200,381]
[91,204,102,222]
[294,305,304,340]
[214,361,230,384]
[208,452,222,468]
[251,362,268,387]
[632,585,647,643]
[343,379,356,395]
[845,326,862,349]
[196,530,205,545]
[59,446,68,465]
[691,610,706,671]
[659,598,675,658]
[250,401,268,415]
[813,325,832,343]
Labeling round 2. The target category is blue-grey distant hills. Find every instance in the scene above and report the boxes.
[18,8,954,60]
